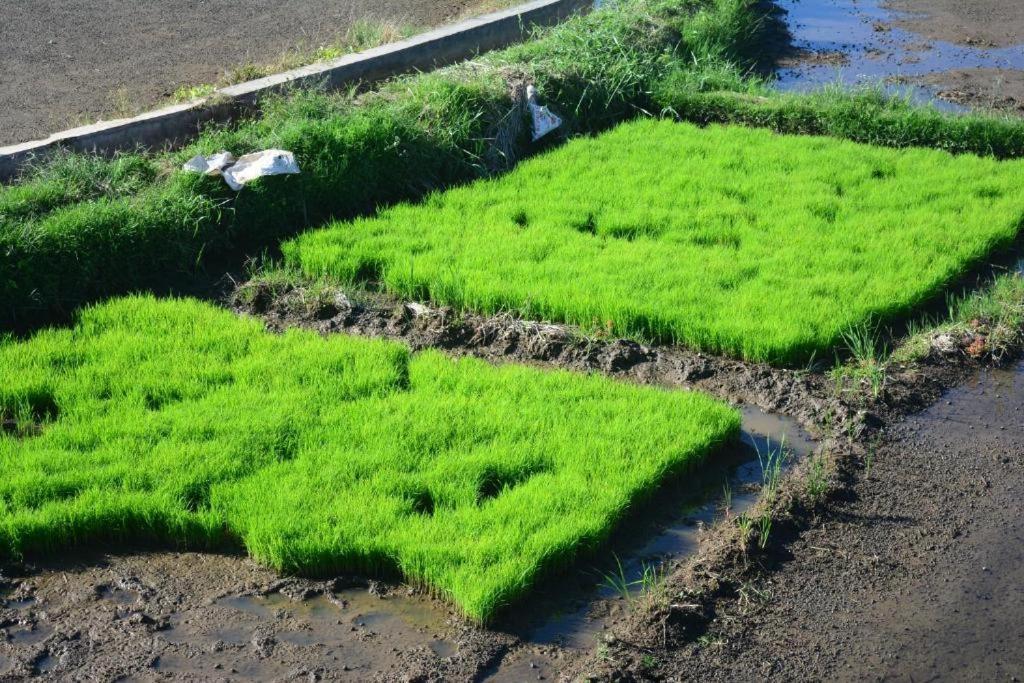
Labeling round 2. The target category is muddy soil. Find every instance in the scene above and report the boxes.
[915,67,1024,115]
[886,0,1024,48]
[0,552,510,681]
[575,362,1024,681]
[238,284,875,433]
[0,0,502,147]
[774,0,1024,114]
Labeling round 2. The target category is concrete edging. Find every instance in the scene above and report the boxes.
[0,0,586,182]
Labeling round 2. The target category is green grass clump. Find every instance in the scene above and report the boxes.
[893,266,1024,363]
[0,0,761,327]
[285,118,1024,364]
[0,296,738,620]
[655,83,1024,158]
[0,152,160,222]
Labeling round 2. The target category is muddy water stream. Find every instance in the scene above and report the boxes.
[483,406,816,681]
[0,405,815,681]
[774,0,1024,105]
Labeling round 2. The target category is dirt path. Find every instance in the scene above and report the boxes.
[0,0,501,147]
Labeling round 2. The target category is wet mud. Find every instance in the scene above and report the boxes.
[237,283,864,435]
[774,0,1024,114]
[0,552,507,682]
[580,362,1024,680]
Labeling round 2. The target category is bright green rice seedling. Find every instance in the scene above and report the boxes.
[0,296,738,621]
[286,119,1024,364]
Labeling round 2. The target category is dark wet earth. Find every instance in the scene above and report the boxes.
[658,361,1024,681]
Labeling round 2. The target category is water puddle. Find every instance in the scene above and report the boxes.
[2,597,36,611]
[478,407,816,680]
[926,362,1024,437]
[35,653,59,674]
[96,585,139,606]
[6,622,53,647]
[774,0,1024,106]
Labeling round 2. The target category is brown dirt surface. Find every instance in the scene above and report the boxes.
[885,0,1024,110]
[0,552,512,681]
[577,363,1024,681]
[884,0,1024,48]
[775,0,1024,117]
[916,67,1024,115]
[0,0,501,147]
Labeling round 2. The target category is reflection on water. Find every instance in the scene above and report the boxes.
[774,0,1024,106]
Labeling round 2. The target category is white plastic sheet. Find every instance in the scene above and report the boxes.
[222,150,300,190]
[526,85,562,142]
[182,151,235,176]
[182,149,300,190]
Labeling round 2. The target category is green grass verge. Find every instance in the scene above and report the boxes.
[892,266,1024,364]
[0,0,760,327]
[284,118,1024,364]
[655,82,1024,158]
[0,296,738,621]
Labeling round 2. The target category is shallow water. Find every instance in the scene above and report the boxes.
[774,0,1024,105]
[927,362,1024,437]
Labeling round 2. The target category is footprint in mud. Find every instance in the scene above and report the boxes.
[95,584,141,606]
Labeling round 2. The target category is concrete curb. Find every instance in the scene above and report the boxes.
[0,0,586,182]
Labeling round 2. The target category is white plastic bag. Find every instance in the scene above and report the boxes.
[222,150,301,191]
[182,149,300,190]
[182,151,236,176]
[527,85,562,142]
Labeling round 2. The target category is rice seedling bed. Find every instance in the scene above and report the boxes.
[285,118,1024,364]
[0,296,738,621]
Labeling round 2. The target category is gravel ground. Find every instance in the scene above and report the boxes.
[0,0,500,147]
